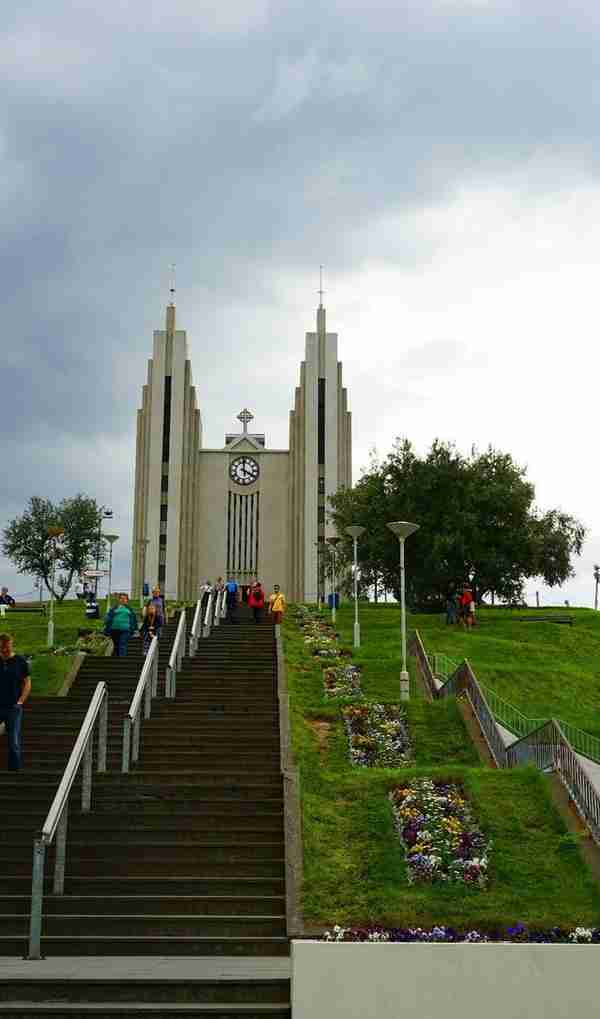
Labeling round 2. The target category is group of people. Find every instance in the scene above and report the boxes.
[103,586,165,657]
[201,578,286,625]
[445,586,476,628]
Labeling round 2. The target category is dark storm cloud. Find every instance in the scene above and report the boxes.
[2,0,600,592]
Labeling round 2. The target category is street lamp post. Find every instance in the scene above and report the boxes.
[594,564,600,612]
[95,508,113,597]
[47,526,64,648]
[104,534,119,613]
[326,537,341,625]
[387,521,419,701]
[346,526,365,648]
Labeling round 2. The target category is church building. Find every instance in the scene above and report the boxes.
[130,294,352,602]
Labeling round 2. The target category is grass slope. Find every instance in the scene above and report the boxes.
[334,603,600,738]
[284,606,600,929]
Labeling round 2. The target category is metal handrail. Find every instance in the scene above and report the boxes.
[28,682,109,960]
[122,636,159,772]
[413,631,600,843]
[420,635,600,765]
[202,589,215,638]
[166,608,187,697]
[506,719,600,843]
[189,596,204,657]
[213,587,223,627]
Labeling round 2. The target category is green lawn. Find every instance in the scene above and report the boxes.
[283,605,600,929]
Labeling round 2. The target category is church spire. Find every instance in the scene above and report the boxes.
[166,263,176,333]
[317,264,326,335]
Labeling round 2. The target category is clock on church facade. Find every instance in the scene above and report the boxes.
[229,456,260,486]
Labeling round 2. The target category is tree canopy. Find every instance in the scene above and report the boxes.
[2,495,108,601]
[328,439,585,608]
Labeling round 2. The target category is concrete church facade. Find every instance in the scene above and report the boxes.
[130,298,352,602]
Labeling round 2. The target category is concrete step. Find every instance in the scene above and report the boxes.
[0,878,286,897]
[0,896,286,917]
[0,1005,291,1016]
[0,976,290,1004]
[1,915,287,938]
[0,859,285,878]
[0,935,290,956]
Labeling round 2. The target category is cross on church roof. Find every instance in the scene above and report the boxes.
[237,408,254,434]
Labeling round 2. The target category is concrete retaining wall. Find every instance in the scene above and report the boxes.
[292,941,597,1019]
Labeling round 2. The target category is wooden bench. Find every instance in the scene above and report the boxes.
[519,615,573,626]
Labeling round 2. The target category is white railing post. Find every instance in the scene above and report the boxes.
[28,840,46,960]
[202,590,214,638]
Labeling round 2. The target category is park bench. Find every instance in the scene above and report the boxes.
[519,615,573,626]
[0,606,46,615]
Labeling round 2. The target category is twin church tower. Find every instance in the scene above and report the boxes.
[130,294,352,602]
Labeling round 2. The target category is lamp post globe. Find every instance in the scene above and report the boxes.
[326,536,341,624]
[387,521,419,701]
[345,526,366,647]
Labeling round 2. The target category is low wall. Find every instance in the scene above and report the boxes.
[292,941,597,1019]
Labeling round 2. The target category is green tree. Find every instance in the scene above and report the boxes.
[328,439,585,608]
[2,495,108,601]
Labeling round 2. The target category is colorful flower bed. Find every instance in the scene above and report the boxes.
[323,923,600,943]
[389,778,490,887]
[323,663,363,701]
[343,703,412,767]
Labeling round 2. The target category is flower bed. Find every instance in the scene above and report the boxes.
[323,923,600,943]
[323,663,363,701]
[343,703,412,768]
[389,778,490,887]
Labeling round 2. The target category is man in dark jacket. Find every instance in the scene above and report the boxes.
[0,633,31,770]
[104,593,138,657]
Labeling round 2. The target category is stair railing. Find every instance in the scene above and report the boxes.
[166,608,187,697]
[213,587,223,627]
[189,596,204,657]
[28,682,108,960]
[122,635,159,772]
[202,589,215,638]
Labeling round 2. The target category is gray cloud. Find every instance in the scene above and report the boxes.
[2,1,600,600]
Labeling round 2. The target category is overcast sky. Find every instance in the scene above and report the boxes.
[2,0,599,606]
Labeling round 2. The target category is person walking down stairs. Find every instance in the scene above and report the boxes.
[139,600,162,655]
[104,592,139,657]
[268,585,286,625]
[248,581,265,624]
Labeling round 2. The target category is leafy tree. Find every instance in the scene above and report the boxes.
[328,439,585,609]
[2,495,108,601]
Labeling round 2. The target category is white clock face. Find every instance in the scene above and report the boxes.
[230,456,259,486]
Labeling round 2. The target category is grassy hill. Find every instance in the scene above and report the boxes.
[335,603,600,739]
[283,604,600,930]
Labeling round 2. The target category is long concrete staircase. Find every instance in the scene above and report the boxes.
[0,607,291,1017]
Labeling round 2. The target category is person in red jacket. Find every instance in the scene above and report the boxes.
[248,582,265,624]
[459,587,474,629]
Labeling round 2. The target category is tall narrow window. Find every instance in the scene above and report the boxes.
[318,378,326,466]
[162,376,172,463]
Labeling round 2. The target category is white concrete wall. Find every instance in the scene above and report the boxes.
[324,330,338,539]
[303,332,318,602]
[292,942,598,1019]
[165,329,187,598]
[145,329,166,588]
